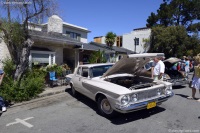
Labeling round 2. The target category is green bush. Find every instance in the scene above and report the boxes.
[0,59,45,102]
[45,64,63,77]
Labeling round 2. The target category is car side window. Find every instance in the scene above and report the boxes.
[82,68,89,77]
[77,67,82,75]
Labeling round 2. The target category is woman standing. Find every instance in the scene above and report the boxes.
[189,54,200,100]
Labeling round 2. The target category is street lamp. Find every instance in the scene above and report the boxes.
[134,37,139,53]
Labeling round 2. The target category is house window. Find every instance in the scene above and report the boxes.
[66,31,81,41]
[30,51,55,68]
[32,53,49,64]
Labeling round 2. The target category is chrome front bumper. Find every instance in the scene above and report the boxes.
[114,92,174,113]
[171,80,189,86]
[166,79,189,86]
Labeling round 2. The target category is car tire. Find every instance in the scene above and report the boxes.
[97,96,116,118]
[71,85,77,97]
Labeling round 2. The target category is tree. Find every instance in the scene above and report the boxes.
[88,50,106,63]
[105,32,117,48]
[0,0,57,81]
[148,26,190,58]
[146,0,200,31]
[142,38,150,52]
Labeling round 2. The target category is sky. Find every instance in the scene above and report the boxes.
[58,0,163,42]
[0,0,164,42]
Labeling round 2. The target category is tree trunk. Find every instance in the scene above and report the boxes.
[14,38,34,81]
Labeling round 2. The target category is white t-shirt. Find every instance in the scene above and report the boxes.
[153,60,165,76]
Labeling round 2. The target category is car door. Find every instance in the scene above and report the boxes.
[73,67,90,96]
[73,67,84,93]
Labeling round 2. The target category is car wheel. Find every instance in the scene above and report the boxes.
[97,96,116,118]
[71,85,77,97]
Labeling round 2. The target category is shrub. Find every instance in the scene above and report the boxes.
[0,59,45,102]
[45,64,64,77]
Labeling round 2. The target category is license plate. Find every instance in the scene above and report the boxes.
[147,101,156,109]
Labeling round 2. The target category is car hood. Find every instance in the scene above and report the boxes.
[102,53,164,77]
[163,57,181,68]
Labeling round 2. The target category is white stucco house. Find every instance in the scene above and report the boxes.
[0,15,90,70]
[123,27,151,53]
[93,27,151,53]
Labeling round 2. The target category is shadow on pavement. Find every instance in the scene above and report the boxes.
[66,89,166,124]
[175,94,189,99]
[172,85,186,90]
[109,107,165,125]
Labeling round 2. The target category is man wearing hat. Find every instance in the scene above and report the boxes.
[0,69,7,112]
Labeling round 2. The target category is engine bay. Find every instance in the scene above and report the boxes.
[105,76,155,90]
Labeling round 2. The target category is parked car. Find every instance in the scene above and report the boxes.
[66,53,174,117]
[143,57,189,86]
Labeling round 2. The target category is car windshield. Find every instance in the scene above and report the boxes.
[144,61,154,70]
[91,65,113,77]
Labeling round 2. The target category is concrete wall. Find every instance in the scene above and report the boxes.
[122,28,151,53]
[47,15,63,33]
[47,46,63,65]
[0,38,11,69]
[28,24,42,31]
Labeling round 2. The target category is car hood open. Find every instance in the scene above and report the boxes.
[102,53,165,77]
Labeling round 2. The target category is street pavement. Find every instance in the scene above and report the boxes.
[0,73,199,133]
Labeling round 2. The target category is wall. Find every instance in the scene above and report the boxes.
[47,15,63,33]
[63,26,88,43]
[0,38,11,69]
[122,28,151,53]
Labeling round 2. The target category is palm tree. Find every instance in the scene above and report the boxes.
[105,32,117,48]
[88,50,106,63]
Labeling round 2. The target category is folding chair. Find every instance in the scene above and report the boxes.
[49,71,58,88]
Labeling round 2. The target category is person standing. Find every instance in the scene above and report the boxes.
[184,57,190,79]
[152,56,165,81]
[188,54,200,100]
[0,69,7,112]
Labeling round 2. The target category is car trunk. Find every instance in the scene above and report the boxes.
[164,58,185,79]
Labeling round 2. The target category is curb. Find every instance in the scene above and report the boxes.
[9,87,68,108]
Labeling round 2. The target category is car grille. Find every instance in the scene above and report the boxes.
[137,87,164,101]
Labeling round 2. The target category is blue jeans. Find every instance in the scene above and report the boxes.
[0,96,5,108]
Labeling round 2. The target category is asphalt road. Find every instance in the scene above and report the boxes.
[0,78,200,133]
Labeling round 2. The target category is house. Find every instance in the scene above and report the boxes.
[93,27,151,53]
[79,42,135,65]
[0,15,90,70]
[0,15,135,71]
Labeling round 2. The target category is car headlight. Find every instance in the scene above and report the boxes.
[157,88,162,96]
[121,95,130,106]
[131,94,138,102]
[165,86,172,95]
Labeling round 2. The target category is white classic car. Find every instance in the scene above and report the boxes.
[66,53,174,117]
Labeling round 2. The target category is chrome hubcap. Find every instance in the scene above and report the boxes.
[101,99,113,114]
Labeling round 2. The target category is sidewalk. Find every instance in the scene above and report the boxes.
[9,85,70,108]
[39,85,70,97]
